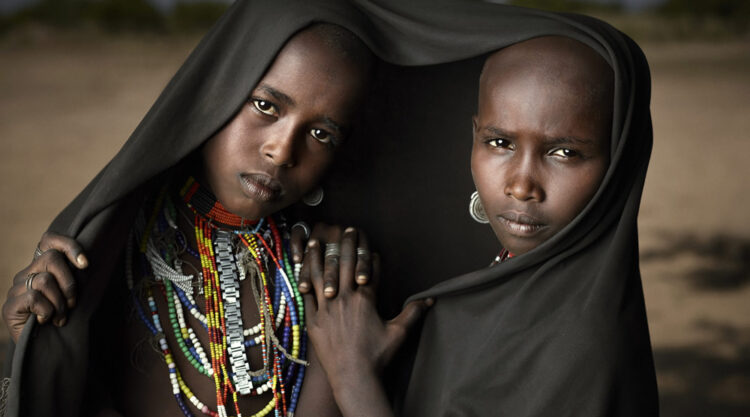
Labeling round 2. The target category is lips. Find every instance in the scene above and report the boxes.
[496,211,547,237]
[240,173,283,202]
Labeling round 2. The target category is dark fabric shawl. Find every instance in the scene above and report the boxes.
[4,0,656,416]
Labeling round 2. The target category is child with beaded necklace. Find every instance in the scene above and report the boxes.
[1,21,389,417]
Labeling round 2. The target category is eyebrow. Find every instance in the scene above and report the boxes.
[481,126,596,147]
[256,84,295,107]
[321,117,344,136]
[256,83,346,144]
[543,136,596,147]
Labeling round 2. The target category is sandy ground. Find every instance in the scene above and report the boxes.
[0,31,748,415]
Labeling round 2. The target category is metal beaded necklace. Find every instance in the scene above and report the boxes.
[127,178,307,417]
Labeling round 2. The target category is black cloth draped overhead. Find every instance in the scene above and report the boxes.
[4,0,657,415]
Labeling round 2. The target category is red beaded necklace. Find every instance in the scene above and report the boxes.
[490,248,514,266]
[180,176,258,228]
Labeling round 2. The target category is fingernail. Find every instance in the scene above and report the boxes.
[345,227,356,233]
[356,274,368,284]
[425,297,435,307]
[298,282,309,292]
[324,285,336,297]
[293,254,301,263]
[77,254,88,268]
[308,240,318,247]
[67,297,76,308]
[59,317,67,326]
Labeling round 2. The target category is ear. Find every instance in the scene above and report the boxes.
[472,115,478,134]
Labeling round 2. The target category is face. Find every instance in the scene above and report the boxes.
[472,37,613,255]
[201,30,369,221]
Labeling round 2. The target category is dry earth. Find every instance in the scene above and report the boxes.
[0,31,748,416]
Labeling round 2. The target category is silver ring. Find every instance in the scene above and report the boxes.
[292,222,311,240]
[324,243,341,258]
[356,247,370,257]
[33,246,44,260]
[25,272,39,292]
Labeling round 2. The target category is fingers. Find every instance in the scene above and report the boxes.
[39,231,88,269]
[14,249,78,309]
[386,298,434,349]
[296,223,373,300]
[354,231,370,286]
[298,247,312,294]
[8,271,69,327]
[33,273,68,326]
[39,250,77,308]
[337,227,358,294]
[290,222,310,264]
[302,286,317,321]
[2,289,57,342]
[321,228,343,299]
[360,252,381,296]
[305,239,328,307]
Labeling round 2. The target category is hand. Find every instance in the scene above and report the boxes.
[289,221,312,265]
[297,224,371,298]
[303,227,431,383]
[3,231,88,342]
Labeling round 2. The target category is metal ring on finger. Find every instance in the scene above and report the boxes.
[33,246,44,260]
[356,247,370,257]
[25,272,39,292]
[292,221,311,240]
[324,243,341,259]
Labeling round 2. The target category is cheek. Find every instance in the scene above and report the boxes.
[471,145,502,193]
[553,163,607,222]
[200,136,227,184]
[293,148,335,193]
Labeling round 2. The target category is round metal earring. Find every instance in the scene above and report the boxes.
[469,191,489,224]
[302,187,324,206]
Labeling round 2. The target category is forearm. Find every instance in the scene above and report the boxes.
[295,347,343,417]
[329,368,394,417]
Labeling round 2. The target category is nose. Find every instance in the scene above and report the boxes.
[260,124,296,168]
[504,155,545,202]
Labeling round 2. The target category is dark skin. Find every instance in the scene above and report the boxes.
[473,36,613,255]
[302,36,614,416]
[3,28,374,416]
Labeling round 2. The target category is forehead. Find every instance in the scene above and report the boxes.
[478,36,613,140]
[255,30,368,115]
[263,30,366,89]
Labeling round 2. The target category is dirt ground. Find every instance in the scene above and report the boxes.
[0,32,748,416]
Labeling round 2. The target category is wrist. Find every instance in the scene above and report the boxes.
[328,368,392,417]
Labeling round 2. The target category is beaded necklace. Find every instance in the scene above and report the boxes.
[490,248,514,267]
[127,178,307,417]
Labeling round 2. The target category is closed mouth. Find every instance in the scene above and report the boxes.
[497,211,547,237]
[240,173,283,202]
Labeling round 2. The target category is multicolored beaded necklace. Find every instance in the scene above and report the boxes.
[490,248,514,267]
[126,177,307,417]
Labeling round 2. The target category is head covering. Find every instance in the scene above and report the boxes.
[5,1,656,416]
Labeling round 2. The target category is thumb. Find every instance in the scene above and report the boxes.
[386,298,434,349]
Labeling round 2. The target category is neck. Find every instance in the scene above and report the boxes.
[179,176,260,229]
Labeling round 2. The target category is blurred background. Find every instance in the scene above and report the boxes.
[0,0,748,415]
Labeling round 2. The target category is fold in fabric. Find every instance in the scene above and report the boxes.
[5,1,656,416]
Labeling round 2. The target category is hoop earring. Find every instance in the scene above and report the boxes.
[302,187,324,206]
[469,191,489,224]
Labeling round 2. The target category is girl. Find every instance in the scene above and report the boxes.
[301,17,657,417]
[2,4,380,417]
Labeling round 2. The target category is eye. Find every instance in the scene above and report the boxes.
[550,148,578,158]
[251,98,278,117]
[487,138,513,149]
[310,128,333,145]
